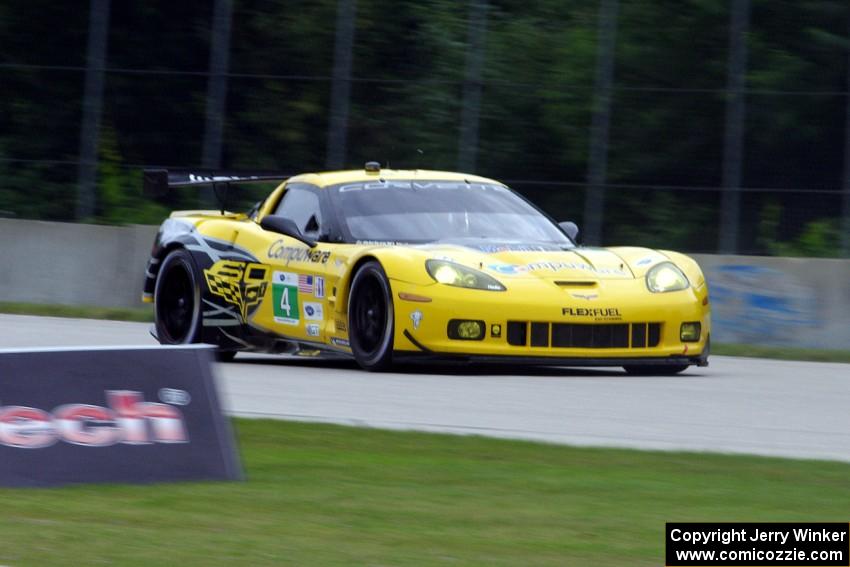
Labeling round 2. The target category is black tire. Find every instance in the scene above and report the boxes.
[698,335,711,366]
[154,249,202,345]
[216,350,238,363]
[623,364,689,376]
[348,261,395,371]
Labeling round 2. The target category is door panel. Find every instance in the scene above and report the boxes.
[232,219,338,344]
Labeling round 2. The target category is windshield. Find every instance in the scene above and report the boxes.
[330,180,572,245]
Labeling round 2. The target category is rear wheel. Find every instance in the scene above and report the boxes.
[623,364,689,376]
[348,261,394,371]
[154,249,201,345]
[216,350,238,362]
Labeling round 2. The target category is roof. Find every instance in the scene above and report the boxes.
[287,169,503,188]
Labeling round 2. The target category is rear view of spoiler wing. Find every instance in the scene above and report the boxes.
[143,169,289,197]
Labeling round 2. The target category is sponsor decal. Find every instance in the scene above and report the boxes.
[472,244,562,253]
[306,323,320,337]
[158,388,191,406]
[487,263,528,275]
[410,310,423,330]
[188,173,265,184]
[298,274,314,293]
[528,261,626,275]
[314,276,325,298]
[570,292,599,301]
[356,240,404,246]
[0,391,188,449]
[562,307,622,321]
[303,302,324,321]
[338,181,508,193]
[334,319,347,333]
[528,261,580,272]
[596,267,628,276]
[204,260,269,322]
[487,261,627,276]
[331,337,350,347]
[268,240,331,265]
[635,256,656,267]
[272,271,300,325]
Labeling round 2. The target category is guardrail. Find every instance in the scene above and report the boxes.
[2,219,848,349]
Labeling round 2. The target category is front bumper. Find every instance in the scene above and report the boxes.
[390,276,711,367]
[394,351,707,367]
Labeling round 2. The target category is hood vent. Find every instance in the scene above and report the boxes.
[554,280,598,287]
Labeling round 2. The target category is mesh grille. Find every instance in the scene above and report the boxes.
[506,321,662,348]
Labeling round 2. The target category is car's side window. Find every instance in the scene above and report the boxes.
[274,185,322,238]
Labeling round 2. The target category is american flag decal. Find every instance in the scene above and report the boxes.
[298,274,313,293]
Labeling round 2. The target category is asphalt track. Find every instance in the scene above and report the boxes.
[2,313,849,462]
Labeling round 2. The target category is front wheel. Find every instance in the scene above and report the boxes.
[623,364,689,376]
[348,261,395,371]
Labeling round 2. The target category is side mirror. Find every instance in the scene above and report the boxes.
[559,221,580,242]
[260,215,317,248]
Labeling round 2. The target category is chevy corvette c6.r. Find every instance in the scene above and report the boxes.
[142,163,710,374]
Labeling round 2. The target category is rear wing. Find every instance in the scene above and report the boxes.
[143,169,289,197]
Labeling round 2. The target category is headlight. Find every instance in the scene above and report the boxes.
[646,262,689,293]
[425,260,506,291]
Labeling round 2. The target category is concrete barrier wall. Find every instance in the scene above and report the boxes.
[692,254,850,350]
[0,219,158,309]
[1,219,848,349]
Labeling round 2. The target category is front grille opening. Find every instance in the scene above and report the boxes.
[609,325,630,348]
[551,323,571,347]
[648,323,661,347]
[507,321,527,346]
[551,323,629,348]
[508,321,662,349]
[630,323,662,347]
[631,323,647,348]
[530,322,549,347]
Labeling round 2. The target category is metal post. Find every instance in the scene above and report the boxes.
[457,0,489,173]
[75,0,111,221]
[718,0,750,253]
[326,0,357,170]
[841,15,850,258]
[201,0,233,207]
[583,0,619,246]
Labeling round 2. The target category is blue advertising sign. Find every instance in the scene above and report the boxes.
[0,345,242,487]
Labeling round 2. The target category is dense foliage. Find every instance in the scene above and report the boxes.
[0,0,848,255]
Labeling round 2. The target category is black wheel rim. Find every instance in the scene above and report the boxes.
[352,274,387,355]
[158,261,194,343]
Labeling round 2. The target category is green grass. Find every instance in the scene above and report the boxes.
[0,301,153,322]
[2,302,849,364]
[714,343,850,363]
[1,420,849,566]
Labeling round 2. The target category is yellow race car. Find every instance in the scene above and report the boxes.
[142,163,710,374]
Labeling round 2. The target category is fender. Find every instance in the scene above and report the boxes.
[334,246,437,315]
[144,217,266,348]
